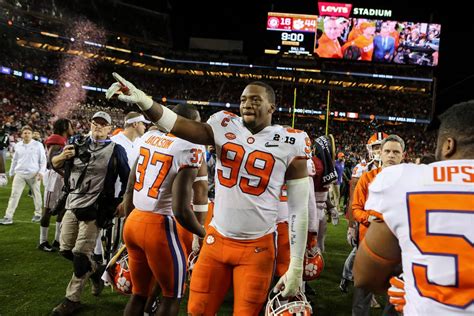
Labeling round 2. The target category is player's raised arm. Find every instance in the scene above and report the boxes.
[105,73,214,145]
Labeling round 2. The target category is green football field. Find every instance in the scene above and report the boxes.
[0,159,386,315]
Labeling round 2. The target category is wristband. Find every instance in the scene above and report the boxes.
[194,176,208,182]
[193,204,208,213]
[156,105,178,132]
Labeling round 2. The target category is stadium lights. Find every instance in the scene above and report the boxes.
[0,65,430,124]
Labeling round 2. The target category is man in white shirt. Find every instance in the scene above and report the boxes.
[110,112,149,168]
[0,125,47,225]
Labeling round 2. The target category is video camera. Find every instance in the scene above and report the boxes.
[68,134,91,163]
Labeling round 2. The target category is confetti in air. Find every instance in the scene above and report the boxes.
[51,19,105,118]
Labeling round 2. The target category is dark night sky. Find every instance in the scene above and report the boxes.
[130,0,474,111]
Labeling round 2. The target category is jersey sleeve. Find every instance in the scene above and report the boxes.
[206,110,237,132]
[365,165,405,217]
[176,141,205,170]
[352,173,370,225]
[286,130,311,166]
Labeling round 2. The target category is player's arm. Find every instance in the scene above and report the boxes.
[105,73,214,145]
[51,145,75,169]
[191,162,209,252]
[172,167,206,238]
[123,159,137,217]
[347,176,359,223]
[275,158,309,298]
[354,220,401,293]
[192,162,208,225]
[352,177,370,226]
[48,145,65,176]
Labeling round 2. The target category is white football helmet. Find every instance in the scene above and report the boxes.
[366,132,388,163]
[265,289,313,316]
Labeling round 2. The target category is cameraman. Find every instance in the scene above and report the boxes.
[51,111,130,315]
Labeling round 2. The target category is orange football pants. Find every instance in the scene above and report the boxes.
[123,209,187,298]
[275,221,290,277]
[187,225,276,315]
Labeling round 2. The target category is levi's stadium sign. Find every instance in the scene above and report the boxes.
[353,7,392,17]
[318,2,352,17]
[318,2,392,18]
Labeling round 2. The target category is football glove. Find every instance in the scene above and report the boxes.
[0,173,7,187]
[347,226,357,247]
[105,73,154,111]
[192,234,201,253]
[329,207,339,226]
[388,274,405,313]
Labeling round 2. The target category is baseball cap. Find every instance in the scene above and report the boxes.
[337,152,345,158]
[92,111,112,125]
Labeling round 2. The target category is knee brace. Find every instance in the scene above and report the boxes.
[73,253,92,278]
[60,249,74,261]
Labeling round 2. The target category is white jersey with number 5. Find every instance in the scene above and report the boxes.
[366,160,474,316]
[133,131,205,216]
[207,111,311,239]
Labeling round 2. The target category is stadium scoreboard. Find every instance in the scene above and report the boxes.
[265,12,318,56]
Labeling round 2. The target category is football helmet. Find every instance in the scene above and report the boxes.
[366,132,388,162]
[104,245,132,295]
[265,289,313,316]
[303,247,324,281]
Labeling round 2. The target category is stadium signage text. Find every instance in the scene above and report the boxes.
[318,2,392,18]
[353,7,392,17]
[318,2,352,18]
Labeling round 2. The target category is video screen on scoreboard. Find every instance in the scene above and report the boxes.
[265,12,318,56]
[266,12,441,66]
[315,17,441,66]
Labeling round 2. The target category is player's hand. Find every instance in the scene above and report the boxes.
[116,202,125,218]
[388,274,405,313]
[274,262,303,298]
[35,173,43,182]
[347,226,357,247]
[192,234,202,252]
[0,173,7,187]
[105,73,153,111]
[330,207,339,226]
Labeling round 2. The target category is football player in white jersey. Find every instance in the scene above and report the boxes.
[106,74,311,315]
[354,101,474,315]
[122,104,206,316]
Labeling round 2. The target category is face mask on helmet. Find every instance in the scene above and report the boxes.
[187,249,199,282]
[265,289,313,316]
[367,132,388,162]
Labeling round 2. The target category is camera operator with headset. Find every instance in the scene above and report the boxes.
[50,111,130,315]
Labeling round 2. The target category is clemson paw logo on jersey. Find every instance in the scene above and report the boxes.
[225,132,236,140]
[206,235,215,245]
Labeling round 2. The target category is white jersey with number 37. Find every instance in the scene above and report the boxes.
[207,111,311,239]
[366,160,474,316]
[133,131,205,216]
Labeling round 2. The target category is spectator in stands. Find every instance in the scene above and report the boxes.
[315,17,343,59]
[0,125,46,225]
[373,22,395,63]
